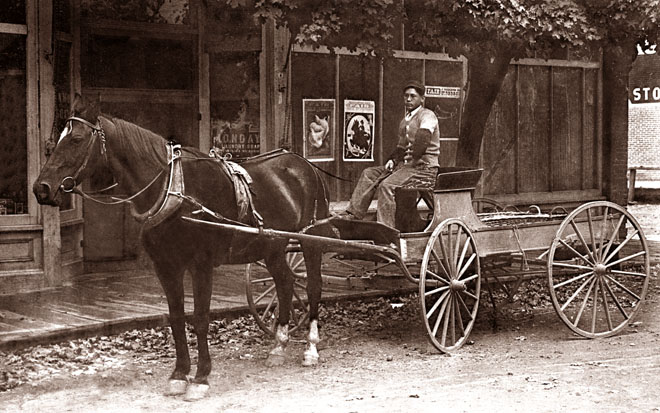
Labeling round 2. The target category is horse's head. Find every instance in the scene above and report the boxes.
[33,94,104,206]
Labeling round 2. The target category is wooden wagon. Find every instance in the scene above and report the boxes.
[185,167,650,353]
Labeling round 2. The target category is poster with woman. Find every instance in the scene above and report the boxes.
[303,99,335,162]
[343,100,375,161]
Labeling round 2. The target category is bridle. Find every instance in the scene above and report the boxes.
[59,116,165,206]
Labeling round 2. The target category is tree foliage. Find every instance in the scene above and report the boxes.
[228,0,660,57]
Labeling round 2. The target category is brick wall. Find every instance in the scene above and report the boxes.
[628,102,660,181]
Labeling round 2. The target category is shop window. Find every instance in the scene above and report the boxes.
[1,0,26,25]
[0,34,28,215]
[82,35,194,90]
[81,0,189,25]
[209,51,260,158]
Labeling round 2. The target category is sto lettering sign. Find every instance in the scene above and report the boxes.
[631,87,660,103]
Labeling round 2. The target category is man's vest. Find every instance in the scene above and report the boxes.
[396,107,440,167]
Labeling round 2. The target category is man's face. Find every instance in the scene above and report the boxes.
[404,87,424,112]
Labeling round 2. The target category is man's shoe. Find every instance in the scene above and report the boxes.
[332,210,358,220]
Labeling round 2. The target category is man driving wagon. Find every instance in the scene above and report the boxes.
[338,80,440,228]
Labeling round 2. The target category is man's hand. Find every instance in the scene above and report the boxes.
[385,159,395,172]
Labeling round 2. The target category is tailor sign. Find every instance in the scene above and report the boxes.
[631,87,660,103]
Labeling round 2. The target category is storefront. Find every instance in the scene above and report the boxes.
[1,0,611,294]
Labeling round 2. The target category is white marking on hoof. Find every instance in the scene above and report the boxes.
[302,349,319,367]
[184,383,210,402]
[165,379,188,396]
[265,346,287,367]
[303,319,320,367]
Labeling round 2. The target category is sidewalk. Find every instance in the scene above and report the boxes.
[0,264,412,351]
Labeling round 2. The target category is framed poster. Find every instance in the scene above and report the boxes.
[303,99,335,162]
[343,100,375,162]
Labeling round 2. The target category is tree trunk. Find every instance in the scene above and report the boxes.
[602,42,636,205]
[455,48,514,167]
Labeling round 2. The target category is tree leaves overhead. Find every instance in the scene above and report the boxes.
[220,0,659,57]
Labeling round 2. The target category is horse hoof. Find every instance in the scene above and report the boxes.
[265,353,286,367]
[302,352,319,367]
[165,379,188,396]
[184,383,210,402]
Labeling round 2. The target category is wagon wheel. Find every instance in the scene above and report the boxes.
[245,250,309,336]
[420,218,481,353]
[547,201,650,338]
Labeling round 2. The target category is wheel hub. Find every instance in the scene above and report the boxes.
[594,263,607,276]
[450,279,466,291]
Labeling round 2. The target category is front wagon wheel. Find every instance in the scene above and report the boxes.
[420,218,481,353]
[547,201,650,338]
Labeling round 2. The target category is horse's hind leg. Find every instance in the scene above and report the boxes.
[184,257,214,401]
[153,264,190,395]
[301,242,323,367]
[264,251,294,367]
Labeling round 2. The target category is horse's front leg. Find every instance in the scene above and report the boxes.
[302,243,323,367]
[184,258,214,401]
[154,266,190,395]
[264,253,294,367]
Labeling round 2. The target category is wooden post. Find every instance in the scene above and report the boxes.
[627,167,637,203]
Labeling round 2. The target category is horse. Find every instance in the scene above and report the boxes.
[33,95,332,401]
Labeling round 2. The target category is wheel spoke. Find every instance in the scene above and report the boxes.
[436,235,453,278]
[560,273,596,311]
[456,293,474,319]
[586,208,598,261]
[610,269,648,278]
[459,272,479,284]
[454,298,465,336]
[440,295,452,345]
[288,254,305,273]
[261,293,278,323]
[453,225,464,274]
[425,285,450,296]
[431,249,450,278]
[570,219,596,263]
[432,295,451,337]
[554,271,594,290]
[446,227,455,275]
[604,274,642,302]
[599,278,613,331]
[558,238,594,266]
[552,261,594,271]
[604,229,639,265]
[457,253,476,280]
[449,295,456,346]
[590,280,600,334]
[456,237,471,275]
[605,250,646,269]
[251,276,275,285]
[573,277,597,327]
[426,290,449,319]
[461,289,479,301]
[597,206,610,261]
[426,267,450,284]
[602,277,630,320]
[601,214,625,261]
[254,283,276,303]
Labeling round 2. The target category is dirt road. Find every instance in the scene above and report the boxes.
[2,271,660,413]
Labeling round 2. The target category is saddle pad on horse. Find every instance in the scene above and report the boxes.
[219,160,255,223]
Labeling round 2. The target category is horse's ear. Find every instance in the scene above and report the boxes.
[71,93,83,113]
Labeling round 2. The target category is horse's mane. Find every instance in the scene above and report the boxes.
[108,117,168,169]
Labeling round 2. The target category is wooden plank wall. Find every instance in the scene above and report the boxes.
[482,60,601,201]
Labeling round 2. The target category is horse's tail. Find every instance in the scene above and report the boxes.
[312,163,330,220]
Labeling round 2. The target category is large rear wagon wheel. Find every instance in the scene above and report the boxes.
[245,250,309,336]
[547,201,650,338]
[420,218,481,353]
